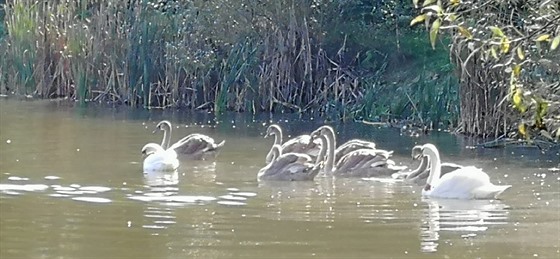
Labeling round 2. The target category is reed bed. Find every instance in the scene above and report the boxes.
[0,0,458,130]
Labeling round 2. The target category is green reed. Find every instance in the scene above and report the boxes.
[0,0,459,130]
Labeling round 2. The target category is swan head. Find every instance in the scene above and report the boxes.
[411,145,423,160]
[264,124,281,138]
[155,120,172,132]
[310,125,334,139]
[419,144,439,157]
[141,143,165,158]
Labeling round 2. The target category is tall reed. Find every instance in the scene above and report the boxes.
[0,0,459,130]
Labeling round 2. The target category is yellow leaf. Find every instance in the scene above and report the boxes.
[535,34,550,42]
[489,26,505,38]
[450,0,461,6]
[410,14,427,26]
[512,88,526,113]
[490,46,498,59]
[413,0,419,8]
[423,0,437,7]
[457,26,473,39]
[518,123,527,138]
[500,37,510,53]
[516,47,525,60]
[513,64,521,78]
[551,35,560,50]
[430,19,441,49]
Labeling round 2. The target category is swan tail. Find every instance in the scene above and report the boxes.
[214,140,226,149]
[475,184,512,199]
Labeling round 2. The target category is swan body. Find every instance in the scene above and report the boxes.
[258,144,322,181]
[156,120,225,160]
[419,143,511,199]
[264,124,321,163]
[141,143,179,172]
[310,125,405,177]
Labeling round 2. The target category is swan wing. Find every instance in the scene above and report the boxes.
[335,149,402,178]
[170,134,225,159]
[440,162,463,175]
[282,135,322,157]
[335,139,377,161]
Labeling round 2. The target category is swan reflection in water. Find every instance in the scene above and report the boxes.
[420,197,510,253]
[143,170,180,187]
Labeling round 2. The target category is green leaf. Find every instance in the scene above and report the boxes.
[536,99,549,118]
[489,26,505,38]
[423,0,437,7]
[490,46,498,60]
[410,14,427,26]
[430,19,441,49]
[422,5,443,15]
[551,35,560,50]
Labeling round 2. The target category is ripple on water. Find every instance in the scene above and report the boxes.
[71,197,112,203]
[79,186,112,192]
[128,195,217,203]
[229,191,257,197]
[217,200,247,206]
[0,183,49,192]
[219,194,247,201]
[7,176,30,181]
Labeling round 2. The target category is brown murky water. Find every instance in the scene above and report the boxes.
[1,99,559,258]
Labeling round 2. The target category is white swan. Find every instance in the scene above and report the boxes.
[419,143,511,199]
[141,143,179,172]
[264,124,321,163]
[156,120,225,160]
[310,125,405,177]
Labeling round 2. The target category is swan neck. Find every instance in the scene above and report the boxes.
[274,129,282,145]
[407,156,429,180]
[161,125,172,149]
[316,135,328,164]
[425,146,442,187]
[271,145,281,162]
[324,127,336,174]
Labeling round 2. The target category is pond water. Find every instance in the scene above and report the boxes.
[0,99,559,258]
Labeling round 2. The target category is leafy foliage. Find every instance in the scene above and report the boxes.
[412,0,560,141]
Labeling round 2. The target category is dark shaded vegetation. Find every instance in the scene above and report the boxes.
[0,0,458,131]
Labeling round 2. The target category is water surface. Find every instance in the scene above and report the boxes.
[0,99,559,258]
